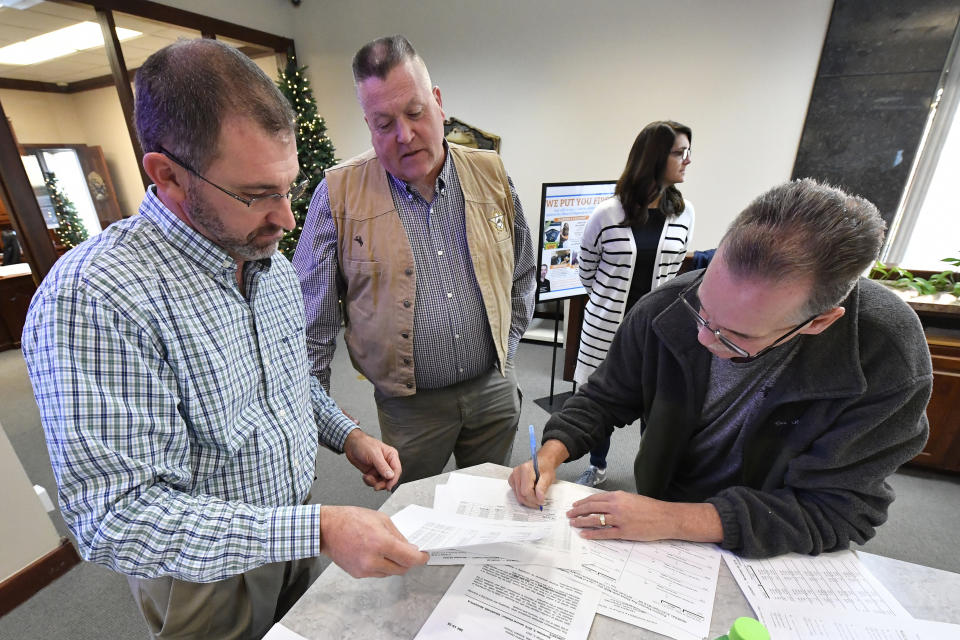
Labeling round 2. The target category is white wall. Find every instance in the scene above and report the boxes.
[286,0,832,248]
[0,420,60,583]
[146,0,832,246]
[1,87,143,216]
[70,87,143,215]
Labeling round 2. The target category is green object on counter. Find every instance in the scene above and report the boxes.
[715,616,771,640]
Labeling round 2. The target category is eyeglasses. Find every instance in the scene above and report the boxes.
[670,148,692,162]
[158,146,309,209]
[677,272,817,363]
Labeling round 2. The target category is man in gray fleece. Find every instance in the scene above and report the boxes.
[510,179,931,557]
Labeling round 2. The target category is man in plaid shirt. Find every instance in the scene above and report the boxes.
[22,39,426,639]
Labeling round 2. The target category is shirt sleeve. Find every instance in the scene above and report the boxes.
[578,206,604,292]
[508,176,536,361]
[292,180,343,392]
[310,374,357,452]
[21,286,323,583]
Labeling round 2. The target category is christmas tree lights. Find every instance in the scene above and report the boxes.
[276,56,338,258]
[45,172,89,250]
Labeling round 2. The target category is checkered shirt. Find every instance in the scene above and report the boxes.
[21,187,356,583]
[294,149,536,391]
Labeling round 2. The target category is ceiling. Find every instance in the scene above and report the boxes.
[0,0,272,85]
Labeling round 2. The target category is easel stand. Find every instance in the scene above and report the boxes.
[534,299,576,414]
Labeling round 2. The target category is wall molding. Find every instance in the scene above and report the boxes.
[0,538,81,618]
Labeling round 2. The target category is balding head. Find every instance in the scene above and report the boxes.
[352,34,429,86]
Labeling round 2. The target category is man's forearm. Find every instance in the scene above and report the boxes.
[668,502,723,543]
[537,439,570,472]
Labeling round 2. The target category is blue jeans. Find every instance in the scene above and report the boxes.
[589,434,611,469]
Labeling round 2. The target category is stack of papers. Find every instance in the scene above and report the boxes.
[392,473,722,640]
[724,550,960,639]
[393,473,960,640]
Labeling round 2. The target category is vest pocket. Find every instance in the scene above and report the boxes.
[343,259,382,275]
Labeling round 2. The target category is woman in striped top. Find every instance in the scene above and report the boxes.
[574,120,696,486]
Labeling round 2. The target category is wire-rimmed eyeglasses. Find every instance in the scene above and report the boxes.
[677,272,816,363]
[158,146,309,209]
[670,148,692,162]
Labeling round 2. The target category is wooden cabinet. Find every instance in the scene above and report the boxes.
[0,267,35,351]
[911,330,960,473]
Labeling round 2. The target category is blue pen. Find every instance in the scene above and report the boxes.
[528,424,542,511]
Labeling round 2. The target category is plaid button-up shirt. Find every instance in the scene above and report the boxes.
[295,148,536,391]
[22,187,355,583]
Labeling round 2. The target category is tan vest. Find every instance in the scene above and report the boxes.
[325,143,516,397]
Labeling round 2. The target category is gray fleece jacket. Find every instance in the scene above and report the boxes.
[544,271,932,557]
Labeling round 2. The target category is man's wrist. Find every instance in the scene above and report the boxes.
[670,502,723,543]
[538,439,569,471]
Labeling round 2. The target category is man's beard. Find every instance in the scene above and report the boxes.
[185,183,284,261]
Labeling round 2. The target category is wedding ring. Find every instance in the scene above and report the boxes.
[599,514,606,527]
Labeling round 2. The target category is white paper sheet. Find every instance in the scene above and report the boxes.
[262,623,310,639]
[430,474,589,567]
[761,601,960,640]
[434,474,721,640]
[723,549,912,622]
[557,538,718,640]
[391,504,554,552]
[413,563,601,640]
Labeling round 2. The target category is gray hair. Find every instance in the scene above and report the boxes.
[134,39,294,173]
[720,179,886,318]
[352,34,421,83]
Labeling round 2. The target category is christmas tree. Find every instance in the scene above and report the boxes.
[45,172,89,250]
[277,56,338,259]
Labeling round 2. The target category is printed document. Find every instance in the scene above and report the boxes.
[724,549,912,621]
[391,504,554,553]
[433,474,720,640]
[560,537,719,640]
[761,601,960,640]
[431,474,589,567]
[414,563,600,640]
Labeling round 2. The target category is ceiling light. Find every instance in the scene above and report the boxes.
[0,21,141,66]
[0,1,46,9]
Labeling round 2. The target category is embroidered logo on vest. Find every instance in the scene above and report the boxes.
[488,211,505,232]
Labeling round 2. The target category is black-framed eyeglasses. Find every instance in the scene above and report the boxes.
[678,272,817,363]
[670,148,692,162]
[158,146,309,209]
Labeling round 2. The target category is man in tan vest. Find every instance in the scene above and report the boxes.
[294,35,536,484]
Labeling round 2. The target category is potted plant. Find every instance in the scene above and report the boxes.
[871,254,960,298]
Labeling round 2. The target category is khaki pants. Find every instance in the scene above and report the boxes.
[376,364,521,484]
[127,555,322,639]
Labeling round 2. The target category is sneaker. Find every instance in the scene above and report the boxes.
[576,465,607,487]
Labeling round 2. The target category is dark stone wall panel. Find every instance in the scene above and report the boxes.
[792,0,960,231]
[793,71,940,225]
[821,0,960,76]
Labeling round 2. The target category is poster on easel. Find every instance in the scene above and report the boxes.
[535,180,617,302]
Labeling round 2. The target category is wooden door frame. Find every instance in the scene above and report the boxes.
[0,0,295,284]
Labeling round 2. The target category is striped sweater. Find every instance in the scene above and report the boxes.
[573,195,694,384]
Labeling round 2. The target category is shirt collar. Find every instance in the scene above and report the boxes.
[138,186,272,280]
[388,140,451,201]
